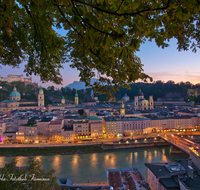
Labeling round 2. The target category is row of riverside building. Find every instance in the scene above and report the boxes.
[1,113,199,143]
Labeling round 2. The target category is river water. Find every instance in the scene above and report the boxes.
[0,146,188,183]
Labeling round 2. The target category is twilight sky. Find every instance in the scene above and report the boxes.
[0,38,199,88]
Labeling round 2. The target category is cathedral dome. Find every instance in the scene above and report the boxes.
[123,93,129,98]
[9,87,21,98]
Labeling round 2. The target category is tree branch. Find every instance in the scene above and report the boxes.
[72,1,123,38]
[71,0,87,30]
[52,0,84,39]
[24,5,38,39]
[114,0,124,13]
[73,0,171,16]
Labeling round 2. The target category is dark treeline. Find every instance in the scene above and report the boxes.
[62,80,200,103]
[1,80,200,105]
[0,81,37,101]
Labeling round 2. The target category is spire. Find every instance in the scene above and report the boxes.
[39,86,44,94]
[13,87,17,91]
[91,90,94,99]
[75,90,78,97]
[61,96,65,104]
[122,101,124,108]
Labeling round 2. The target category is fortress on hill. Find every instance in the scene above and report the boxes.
[0,74,37,87]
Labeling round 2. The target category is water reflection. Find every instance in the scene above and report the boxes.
[144,150,147,159]
[0,157,6,168]
[15,156,28,167]
[154,150,157,157]
[52,155,61,175]
[129,153,133,167]
[147,152,152,162]
[0,146,189,183]
[104,154,117,169]
[35,156,42,162]
[90,153,97,170]
[70,154,80,175]
[162,154,168,162]
[134,152,138,162]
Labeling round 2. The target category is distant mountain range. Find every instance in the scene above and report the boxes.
[65,78,99,90]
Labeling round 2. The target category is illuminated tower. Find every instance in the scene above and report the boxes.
[61,96,65,104]
[75,90,79,105]
[120,101,125,117]
[38,87,44,108]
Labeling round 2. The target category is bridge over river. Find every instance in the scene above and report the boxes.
[160,134,191,154]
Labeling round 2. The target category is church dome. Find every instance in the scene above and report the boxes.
[123,93,129,98]
[9,87,21,97]
[137,89,144,96]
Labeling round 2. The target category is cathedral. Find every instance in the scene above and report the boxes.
[0,87,44,112]
[133,89,154,110]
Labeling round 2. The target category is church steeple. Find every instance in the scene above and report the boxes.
[122,101,124,108]
[120,101,125,117]
[75,90,79,105]
[38,87,44,109]
[61,96,65,104]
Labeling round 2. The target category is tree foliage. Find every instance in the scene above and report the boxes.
[0,157,60,190]
[1,0,200,99]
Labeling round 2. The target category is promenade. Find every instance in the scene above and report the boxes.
[0,133,161,148]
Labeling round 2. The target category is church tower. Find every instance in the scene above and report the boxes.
[149,96,154,109]
[38,87,44,108]
[91,90,94,99]
[75,90,79,105]
[61,96,65,104]
[134,96,139,110]
[120,101,125,117]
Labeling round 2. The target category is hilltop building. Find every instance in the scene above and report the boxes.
[0,74,38,87]
[188,88,200,98]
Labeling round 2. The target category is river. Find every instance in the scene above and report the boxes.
[0,146,188,183]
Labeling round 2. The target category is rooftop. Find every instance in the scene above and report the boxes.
[49,120,63,125]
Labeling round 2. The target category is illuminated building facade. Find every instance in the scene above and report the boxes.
[133,89,154,110]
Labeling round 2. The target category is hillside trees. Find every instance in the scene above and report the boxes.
[1,0,200,99]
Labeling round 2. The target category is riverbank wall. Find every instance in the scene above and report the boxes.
[100,141,170,150]
[0,140,171,157]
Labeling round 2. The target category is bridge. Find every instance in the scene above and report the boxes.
[160,134,190,154]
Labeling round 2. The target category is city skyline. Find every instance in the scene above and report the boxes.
[1,38,199,88]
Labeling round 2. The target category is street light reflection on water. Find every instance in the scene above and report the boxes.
[90,153,97,170]
[103,153,117,170]
[52,155,62,175]
[15,156,28,167]
[134,152,138,162]
[70,154,80,176]
[0,156,6,168]
[0,146,189,183]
